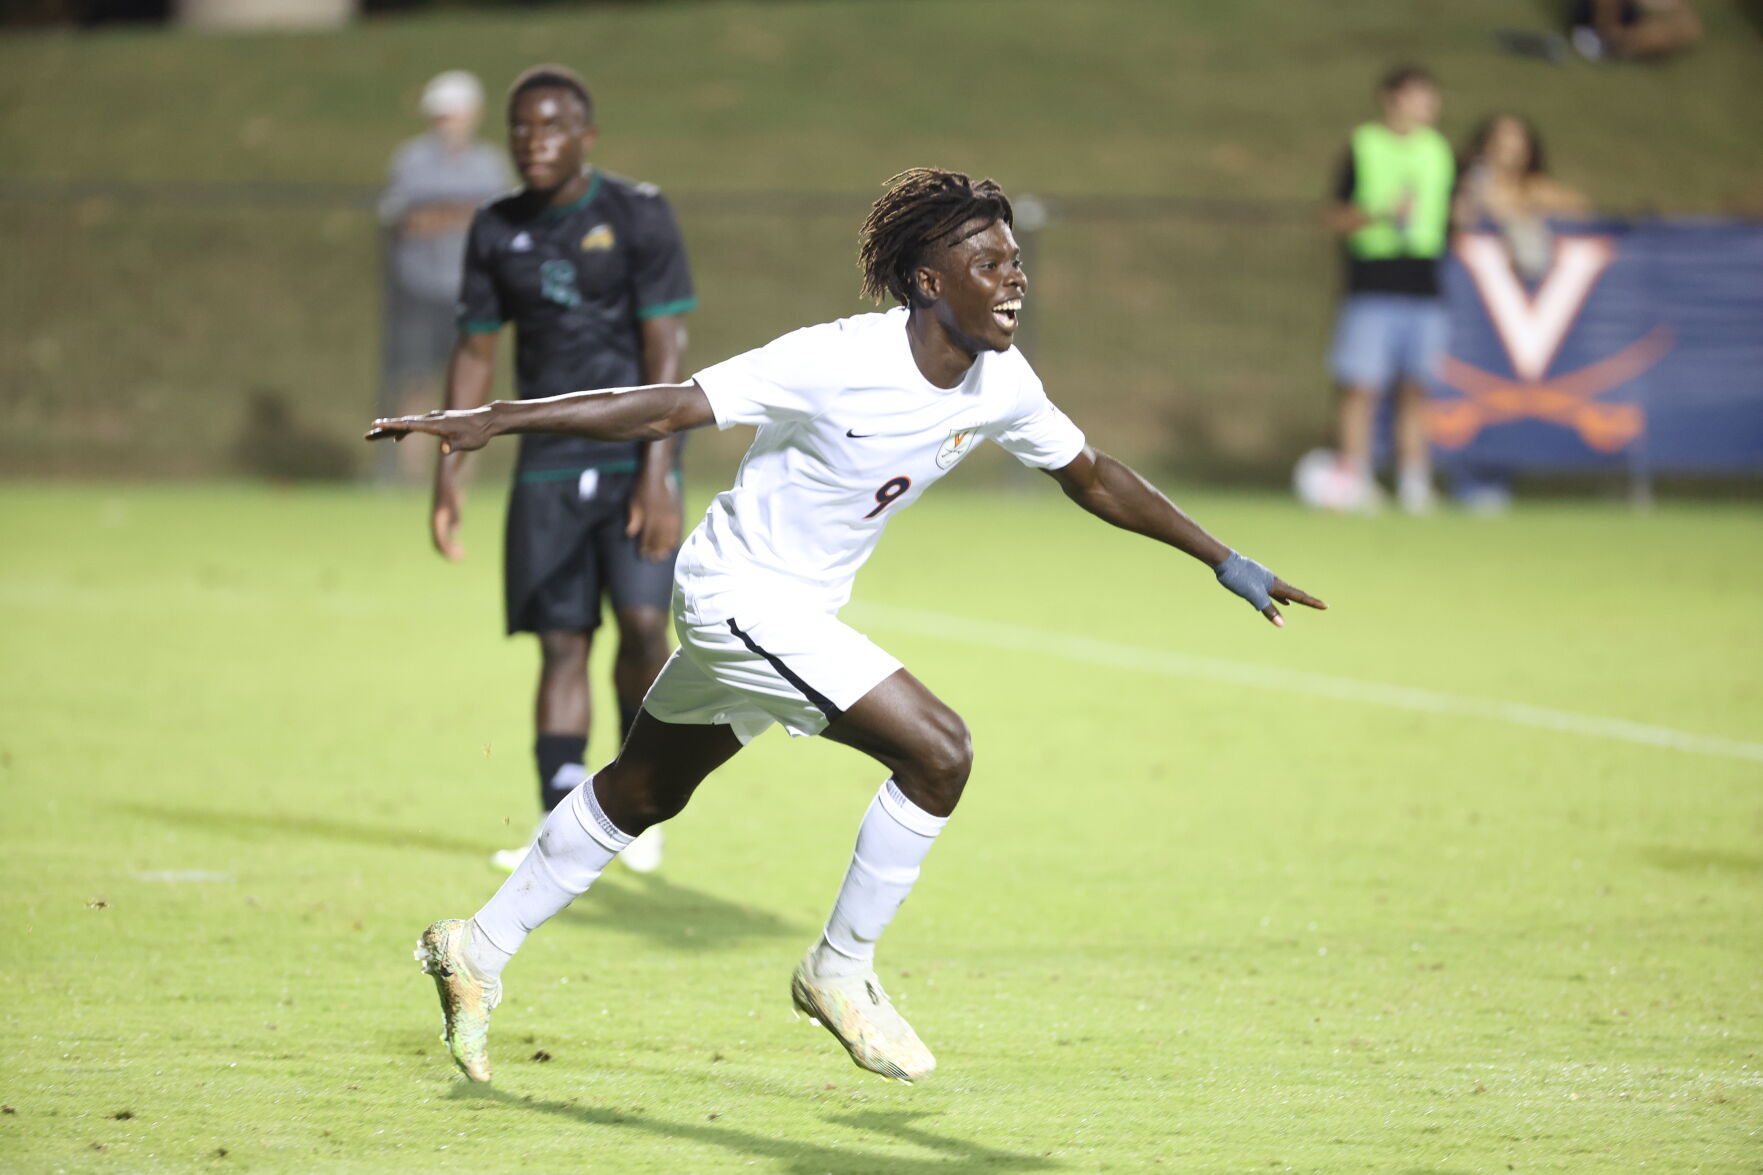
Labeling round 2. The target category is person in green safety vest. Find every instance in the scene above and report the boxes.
[1320,65,1454,515]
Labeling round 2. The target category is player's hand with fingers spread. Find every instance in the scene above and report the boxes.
[1214,550,1328,628]
[365,406,495,455]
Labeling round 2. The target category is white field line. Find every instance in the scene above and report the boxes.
[848,603,1763,766]
[130,870,237,883]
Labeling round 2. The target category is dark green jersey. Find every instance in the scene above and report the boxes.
[458,169,696,473]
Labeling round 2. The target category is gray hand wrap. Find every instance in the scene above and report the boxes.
[1215,551,1276,610]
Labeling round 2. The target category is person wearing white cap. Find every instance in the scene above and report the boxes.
[376,70,511,484]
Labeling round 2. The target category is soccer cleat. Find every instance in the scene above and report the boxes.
[414,918,501,1082]
[790,950,935,1083]
[621,825,665,874]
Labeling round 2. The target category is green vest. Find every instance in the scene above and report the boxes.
[1345,122,1454,260]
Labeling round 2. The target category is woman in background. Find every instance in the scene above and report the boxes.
[1453,113,1589,281]
[1448,114,1592,513]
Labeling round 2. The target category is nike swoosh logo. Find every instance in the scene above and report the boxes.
[845,429,876,438]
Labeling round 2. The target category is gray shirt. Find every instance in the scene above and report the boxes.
[380,132,510,304]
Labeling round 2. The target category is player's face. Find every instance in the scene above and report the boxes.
[922,219,1027,355]
[508,88,596,193]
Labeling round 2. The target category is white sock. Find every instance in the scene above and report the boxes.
[812,779,949,979]
[469,777,632,980]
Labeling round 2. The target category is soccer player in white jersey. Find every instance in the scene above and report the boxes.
[369,168,1326,1085]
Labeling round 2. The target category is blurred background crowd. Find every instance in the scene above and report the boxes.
[1,0,1758,502]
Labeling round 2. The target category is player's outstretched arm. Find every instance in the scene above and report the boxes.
[367,380,717,455]
[1044,446,1327,627]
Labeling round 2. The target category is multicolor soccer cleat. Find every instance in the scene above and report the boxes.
[414,918,501,1082]
[790,951,936,1083]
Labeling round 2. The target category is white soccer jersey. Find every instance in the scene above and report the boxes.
[677,307,1086,621]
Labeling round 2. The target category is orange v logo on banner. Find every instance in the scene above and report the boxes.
[1432,233,1673,452]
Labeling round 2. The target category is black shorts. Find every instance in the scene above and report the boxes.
[503,471,679,635]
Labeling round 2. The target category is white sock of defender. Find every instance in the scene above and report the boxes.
[811,779,949,979]
[468,777,633,980]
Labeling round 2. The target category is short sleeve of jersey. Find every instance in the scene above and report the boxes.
[456,208,504,333]
[991,360,1086,470]
[628,189,696,320]
[692,324,836,430]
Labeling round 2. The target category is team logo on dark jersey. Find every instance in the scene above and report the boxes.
[539,259,581,308]
[580,224,616,252]
[936,426,979,469]
[509,231,533,252]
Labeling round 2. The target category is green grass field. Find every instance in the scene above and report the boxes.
[3,481,1760,1173]
[4,0,1761,478]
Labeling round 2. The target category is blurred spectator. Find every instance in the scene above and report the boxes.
[375,70,510,484]
[1568,0,1702,60]
[1454,114,1589,282]
[1320,65,1455,515]
[1448,114,1592,515]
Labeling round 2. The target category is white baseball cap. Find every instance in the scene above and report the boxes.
[420,70,484,118]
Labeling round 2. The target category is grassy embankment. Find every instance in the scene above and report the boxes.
[2,0,1760,481]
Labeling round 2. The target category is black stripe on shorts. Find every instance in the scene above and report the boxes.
[725,618,844,723]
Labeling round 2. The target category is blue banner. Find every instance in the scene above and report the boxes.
[1433,219,1763,474]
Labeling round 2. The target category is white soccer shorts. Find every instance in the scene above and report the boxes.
[642,601,903,743]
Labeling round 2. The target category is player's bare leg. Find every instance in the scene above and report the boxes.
[589,709,741,833]
[425,714,742,1081]
[610,604,674,872]
[792,668,970,1082]
[535,628,593,733]
[611,605,671,727]
[822,669,971,819]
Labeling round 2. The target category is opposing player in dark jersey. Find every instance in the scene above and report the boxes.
[434,64,694,872]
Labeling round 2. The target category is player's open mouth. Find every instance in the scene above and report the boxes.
[993,299,1022,330]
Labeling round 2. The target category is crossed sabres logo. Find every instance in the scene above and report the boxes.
[1431,233,1674,453]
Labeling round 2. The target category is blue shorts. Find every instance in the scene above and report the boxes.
[1328,293,1448,394]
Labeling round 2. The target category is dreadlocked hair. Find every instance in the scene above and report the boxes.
[858,168,1014,307]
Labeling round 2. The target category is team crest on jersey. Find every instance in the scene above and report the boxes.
[539,259,581,308]
[936,426,980,469]
[509,231,533,252]
[580,224,616,252]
